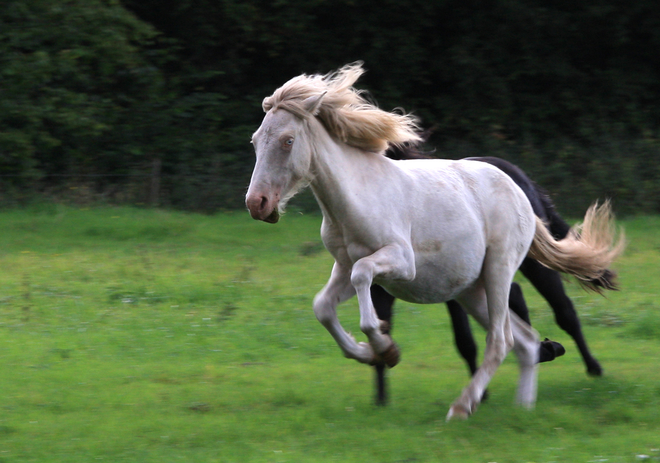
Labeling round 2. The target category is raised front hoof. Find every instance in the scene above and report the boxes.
[371,339,401,368]
[538,338,566,363]
[446,403,472,421]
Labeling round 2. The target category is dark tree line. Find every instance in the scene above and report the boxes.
[1,0,659,214]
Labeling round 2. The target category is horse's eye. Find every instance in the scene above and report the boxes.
[283,138,294,149]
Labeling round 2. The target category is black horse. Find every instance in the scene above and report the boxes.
[372,155,618,405]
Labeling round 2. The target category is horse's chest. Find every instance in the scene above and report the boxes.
[320,223,384,264]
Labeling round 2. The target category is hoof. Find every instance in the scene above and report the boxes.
[539,338,566,363]
[381,342,400,368]
[587,361,603,377]
[446,403,471,421]
[370,337,400,368]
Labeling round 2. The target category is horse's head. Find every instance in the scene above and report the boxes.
[247,62,421,223]
[246,93,325,223]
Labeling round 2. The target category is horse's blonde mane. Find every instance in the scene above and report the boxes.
[262,62,421,153]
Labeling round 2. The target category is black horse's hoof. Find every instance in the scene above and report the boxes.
[538,338,566,363]
[587,360,603,376]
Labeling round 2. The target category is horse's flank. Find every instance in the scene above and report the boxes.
[262,62,421,153]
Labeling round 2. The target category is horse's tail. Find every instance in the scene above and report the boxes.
[528,201,625,293]
[534,185,619,290]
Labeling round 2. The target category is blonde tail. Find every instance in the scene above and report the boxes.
[528,201,626,292]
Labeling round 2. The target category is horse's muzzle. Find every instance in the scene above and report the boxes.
[246,194,280,223]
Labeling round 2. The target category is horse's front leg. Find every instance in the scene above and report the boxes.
[351,245,416,367]
[313,262,376,364]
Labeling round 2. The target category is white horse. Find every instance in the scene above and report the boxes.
[245,63,624,420]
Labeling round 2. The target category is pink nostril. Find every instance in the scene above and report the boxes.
[246,191,279,222]
[246,194,272,220]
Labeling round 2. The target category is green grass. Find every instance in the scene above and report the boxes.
[0,206,659,462]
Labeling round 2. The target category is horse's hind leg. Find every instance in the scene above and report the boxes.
[451,286,539,419]
[371,285,395,406]
[449,284,527,377]
[520,258,602,376]
[509,312,539,406]
[447,300,492,401]
[448,253,539,419]
[448,284,503,419]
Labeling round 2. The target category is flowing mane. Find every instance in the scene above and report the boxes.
[262,62,421,153]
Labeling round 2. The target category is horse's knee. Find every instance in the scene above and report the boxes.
[312,295,334,326]
[360,318,379,336]
[350,261,372,289]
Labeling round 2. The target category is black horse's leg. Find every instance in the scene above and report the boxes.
[446,300,479,376]
[519,258,602,376]
[370,285,395,406]
[507,282,531,324]
[447,300,490,401]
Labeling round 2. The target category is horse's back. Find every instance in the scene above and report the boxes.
[396,159,534,237]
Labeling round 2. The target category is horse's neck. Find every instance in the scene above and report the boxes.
[309,136,390,223]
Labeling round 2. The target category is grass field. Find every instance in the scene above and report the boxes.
[0,205,658,462]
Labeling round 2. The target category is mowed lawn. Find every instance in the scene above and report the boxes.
[0,206,658,462]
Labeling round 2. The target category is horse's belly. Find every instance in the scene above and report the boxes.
[376,254,483,304]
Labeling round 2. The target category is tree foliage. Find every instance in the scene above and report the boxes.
[1,0,659,213]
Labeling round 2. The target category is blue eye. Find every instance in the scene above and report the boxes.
[283,138,294,148]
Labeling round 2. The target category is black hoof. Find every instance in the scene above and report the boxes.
[587,361,603,376]
[539,338,566,363]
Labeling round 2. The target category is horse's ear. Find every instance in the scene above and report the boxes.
[302,91,327,115]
